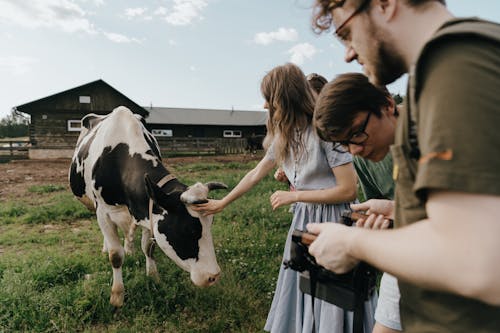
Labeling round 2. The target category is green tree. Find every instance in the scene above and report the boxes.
[0,109,29,138]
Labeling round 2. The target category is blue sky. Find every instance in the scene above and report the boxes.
[1,0,499,119]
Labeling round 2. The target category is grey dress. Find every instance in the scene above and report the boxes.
[264,127,377,333]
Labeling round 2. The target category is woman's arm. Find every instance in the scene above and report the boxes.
[270,162,358,210]
[192,157,276,215]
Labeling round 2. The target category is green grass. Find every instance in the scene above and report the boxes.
[0,159,291,332]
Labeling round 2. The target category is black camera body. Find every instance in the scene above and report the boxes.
[284,210,384,310]
[285,229,377,311]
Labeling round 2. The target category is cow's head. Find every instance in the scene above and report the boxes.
[145,176,227,287]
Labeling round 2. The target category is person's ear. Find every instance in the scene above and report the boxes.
[373,0,398,22]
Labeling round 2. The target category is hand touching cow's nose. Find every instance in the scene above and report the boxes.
[192,199,226,216]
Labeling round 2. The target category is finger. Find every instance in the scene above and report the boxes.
[355,218,366,228]
[373,215,387,229]
[381,219,391,229]
[363,214,376,229]
[306,223,323,234]
[350,202,369,211]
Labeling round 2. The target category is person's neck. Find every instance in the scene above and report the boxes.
[395,3,454,70]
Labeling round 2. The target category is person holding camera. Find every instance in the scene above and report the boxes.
[307,0,500,332]
[313,72,401,333]
[193,63,377,333]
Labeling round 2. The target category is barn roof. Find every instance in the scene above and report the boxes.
[146,107,268,126]
[15,79,148,117]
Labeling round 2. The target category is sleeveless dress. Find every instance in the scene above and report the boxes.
[264,127,377,333]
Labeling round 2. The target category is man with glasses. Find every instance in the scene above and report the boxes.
[307,0,500,332]
[315,73,400,333]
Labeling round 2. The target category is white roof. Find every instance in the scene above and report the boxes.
[145,107,268,126]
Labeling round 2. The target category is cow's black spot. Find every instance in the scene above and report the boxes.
[143,132,161,159]
[91,143,170,221]
[157,204,202,260]
[69,131,97,197]
[69,163,86,197]
[76,130,97,165]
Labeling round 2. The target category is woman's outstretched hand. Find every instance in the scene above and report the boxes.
[191,199,225,216]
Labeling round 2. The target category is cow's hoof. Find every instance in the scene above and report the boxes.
[110,292,124,308]
[110,286,124,307]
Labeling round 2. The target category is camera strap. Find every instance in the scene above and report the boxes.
[309,269,317,333]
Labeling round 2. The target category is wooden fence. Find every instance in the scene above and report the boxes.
[0,140,30,162]
[156,137,247,156]
[0,138,249,162]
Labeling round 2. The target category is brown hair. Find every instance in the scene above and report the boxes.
[312,0,446,33]
[314,72,392,141]
[307,73,328,94]
[261,63,316,164]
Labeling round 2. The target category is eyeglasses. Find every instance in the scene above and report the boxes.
[332,112,372,152]
[334,0,371,42]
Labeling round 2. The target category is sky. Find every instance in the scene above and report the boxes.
[1,0,499,120]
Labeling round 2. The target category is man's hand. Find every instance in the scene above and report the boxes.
[306,222,360,273]
[270,190,298,210]
[351,199,395,219]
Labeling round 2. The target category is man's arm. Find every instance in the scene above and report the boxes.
[308,191,500,305]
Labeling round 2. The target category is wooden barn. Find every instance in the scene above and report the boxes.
[15,79,148,159]
[14,79,267,159]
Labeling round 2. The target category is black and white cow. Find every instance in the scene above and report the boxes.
[69,106,227,307]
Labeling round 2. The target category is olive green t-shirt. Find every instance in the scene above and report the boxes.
[393,18,500,332]
[353,154,394,201]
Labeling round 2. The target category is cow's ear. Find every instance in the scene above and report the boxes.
[145,174,180,213]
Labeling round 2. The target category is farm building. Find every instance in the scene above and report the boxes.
[14,79,148,159]
[13,79,267,159]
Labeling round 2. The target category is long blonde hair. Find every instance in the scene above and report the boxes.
[261,63,316,164]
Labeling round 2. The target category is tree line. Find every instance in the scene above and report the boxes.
[0,109,29,138]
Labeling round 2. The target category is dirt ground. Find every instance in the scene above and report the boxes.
[0,154,262,200]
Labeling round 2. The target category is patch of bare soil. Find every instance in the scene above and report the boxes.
[0,154,262,200]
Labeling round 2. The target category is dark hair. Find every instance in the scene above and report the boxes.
[261,63,316,164]
[312,0,446,33]
[306,73,328,94]
[314,72,392,141]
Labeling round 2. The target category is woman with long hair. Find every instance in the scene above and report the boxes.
[192,63,375,332]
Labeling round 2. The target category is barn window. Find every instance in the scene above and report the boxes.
[79,96,91,104]
[152,129,173,137]
[67,120,82,132]
[223,130,242,138]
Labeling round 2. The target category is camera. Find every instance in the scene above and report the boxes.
[283,210,389,310]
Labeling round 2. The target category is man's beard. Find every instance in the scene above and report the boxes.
[367,22,407,86]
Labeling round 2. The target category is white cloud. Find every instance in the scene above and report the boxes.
[154,7,168,16]
[0,0,97,34]
[103,32,140,44]
[287,43,317,65]
[77,0,104,6]
[124,7,148,19]
[253,27,298,45]
[0,56,39,76]
[168,39,177,46]
[189,65,196,71]
[163,0,208,26]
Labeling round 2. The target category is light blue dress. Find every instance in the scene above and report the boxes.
[264,127,377,333]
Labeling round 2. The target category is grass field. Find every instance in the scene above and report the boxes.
[0,159,292,332]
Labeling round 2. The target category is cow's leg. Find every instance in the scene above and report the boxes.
[96,208,125,307]
[141,227,159,282]
[107,207,135,255]
[124,222,137,255]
